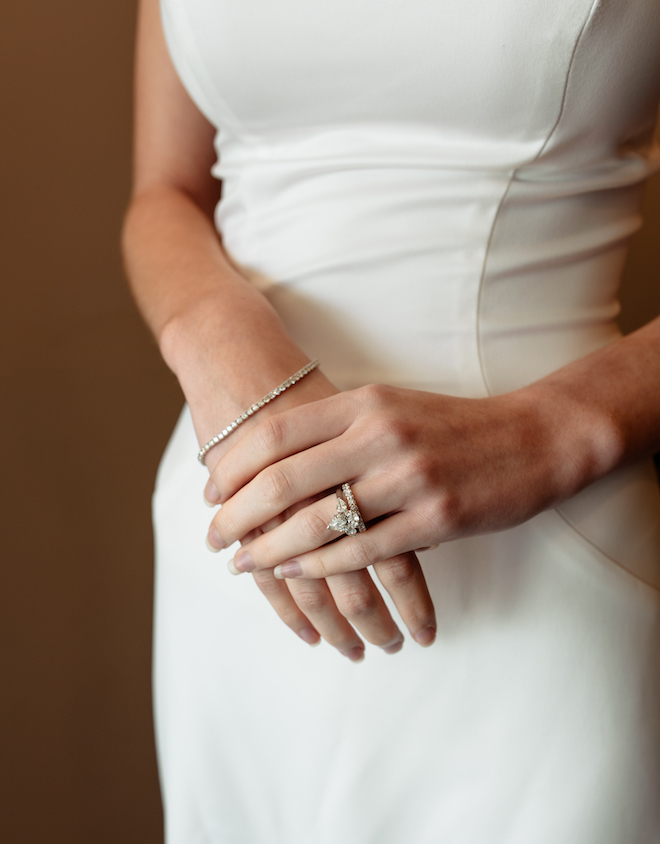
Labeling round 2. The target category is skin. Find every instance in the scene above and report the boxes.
[125,0,660,661]
[206,354,660,580]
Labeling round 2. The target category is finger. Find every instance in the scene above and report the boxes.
[256,508,436,649]
[253,490,328,536]
[226,492,343,571]
[218,492,330,568]
[272,512,416,580]
[255,564,401,660]
[222,479,402,570]
[251,568,322,647]
[325,570,405,653]
[207,468,409,560]
[285,578,366,662]
[207,439,371,550]
[373,553,437,648]
[206,393,352,504]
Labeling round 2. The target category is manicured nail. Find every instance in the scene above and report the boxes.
[298,628,321,646]
[203,479,220,507]
[273,561,303,579]
[227,557,242,576]
[206,525,225,551]
[382,638,404,655]
[414,626,436,647]
[232,549,256,573]
[341,646,365,663]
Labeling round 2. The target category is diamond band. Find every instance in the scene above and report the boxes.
[327,483,366,536]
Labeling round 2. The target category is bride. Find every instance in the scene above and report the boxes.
[123,0,660,840]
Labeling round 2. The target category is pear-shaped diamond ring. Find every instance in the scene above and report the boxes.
[327,483,367,536]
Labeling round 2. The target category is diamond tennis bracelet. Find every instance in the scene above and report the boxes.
[197,359,320,465]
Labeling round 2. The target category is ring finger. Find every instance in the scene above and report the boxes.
[225,481,398,574]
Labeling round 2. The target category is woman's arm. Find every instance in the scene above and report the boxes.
[121,0,436,658]
[122,0,324,443]
[205,314,660,579]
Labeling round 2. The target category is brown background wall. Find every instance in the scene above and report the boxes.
[0,2,659,843]
[1,2,175,842]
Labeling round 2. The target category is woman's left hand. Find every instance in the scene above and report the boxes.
[204,382,588,581]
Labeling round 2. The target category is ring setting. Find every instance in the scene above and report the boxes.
[327,483,366,536]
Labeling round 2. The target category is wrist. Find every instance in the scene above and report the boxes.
[159,286,313,411]
[511,378,625,502]
[197,360,321,465]
[201,367,339,471]
[157,293,337,466]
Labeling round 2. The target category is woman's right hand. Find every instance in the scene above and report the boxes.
[203,374,436,661]
[235,500,437,661]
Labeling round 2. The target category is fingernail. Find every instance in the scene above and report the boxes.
[206,525,225,551]
[273,561,303,580]
[203,479,220,507]
[382,638,404,655]
[232,549,256,573]
[227,557,243,576]
[414,626,436,647]
[298,628,321,646]
[341,646,365,663]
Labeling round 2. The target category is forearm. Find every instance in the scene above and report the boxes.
[121,183,331,452]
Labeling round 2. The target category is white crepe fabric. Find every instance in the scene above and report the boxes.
[153,1,660,841]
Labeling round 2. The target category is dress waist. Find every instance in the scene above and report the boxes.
[219,161,644,395]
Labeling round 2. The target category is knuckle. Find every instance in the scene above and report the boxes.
[379,555,419,590]
[428,492,463,535]
[347,538,377,570]
[261,465,294,510]
[357,411,413,455]
[214,510,237,543]
[309,553,330,578]
[290,584,328,615]
[297,508,330,542]
[254,415,287,455]
[252,569,283,597]
[359,382,391,408]
[335,587,378,620]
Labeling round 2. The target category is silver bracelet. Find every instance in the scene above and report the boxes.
[197,360,320,465]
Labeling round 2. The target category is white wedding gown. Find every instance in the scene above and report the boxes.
[152,1,660,841]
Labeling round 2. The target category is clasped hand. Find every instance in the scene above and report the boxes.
[205,383,566,659]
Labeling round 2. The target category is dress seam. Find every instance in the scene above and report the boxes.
[474,0,602,398]
[554,507,660,594]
